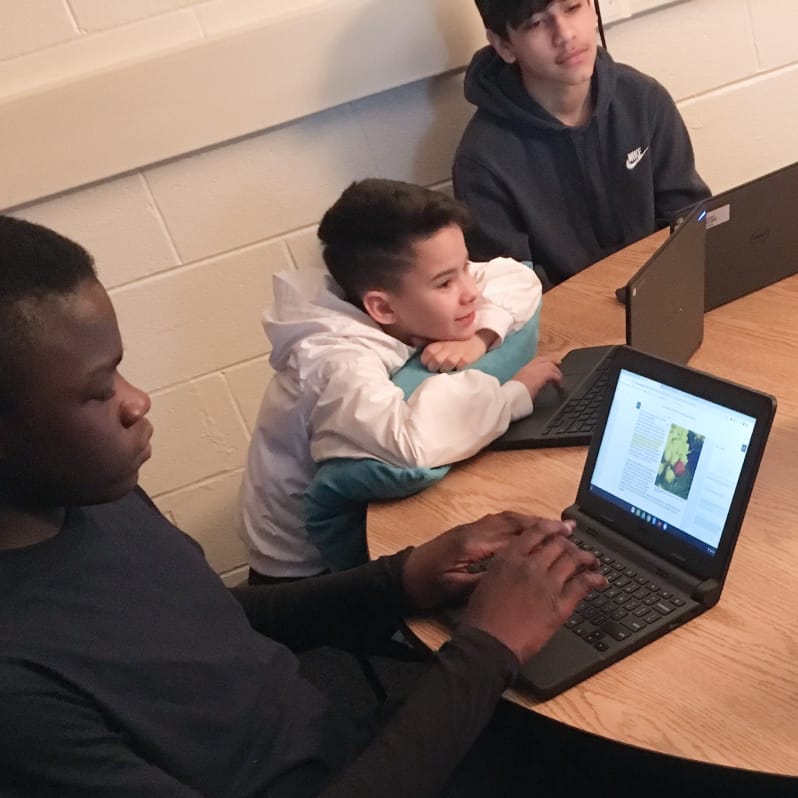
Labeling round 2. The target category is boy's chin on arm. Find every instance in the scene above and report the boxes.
[420,334,493,372]
[407,335,432,349]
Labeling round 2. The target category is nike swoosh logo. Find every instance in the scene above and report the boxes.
[626,147,649,170]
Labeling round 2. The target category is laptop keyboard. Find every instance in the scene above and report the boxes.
[566,533,686,652]
[542,363,611,438]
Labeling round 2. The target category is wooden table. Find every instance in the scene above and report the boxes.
[368,231,798,776]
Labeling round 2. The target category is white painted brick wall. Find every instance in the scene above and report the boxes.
[0,12,203,102]
[3,0,798,579]
[750,0,798,71]
[68,0,204,32]
[681,66,798,191]
[139,374,250,496]
[285,227,328,273]
[224,356,274,433]
[15,175,179,288]
[607,0,760,101]
[0,2,77,60]
[154,470,250,575]
[110,239,291,391]
[352,73,476,186]
[143,105,374,264]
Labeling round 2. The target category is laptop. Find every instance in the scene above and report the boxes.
[673,160,798,311]
[492,205,706,450]
[517,345,776,698]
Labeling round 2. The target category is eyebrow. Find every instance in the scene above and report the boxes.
[430,267,459,283]
[430,257,469,283]
[85,352,123,379]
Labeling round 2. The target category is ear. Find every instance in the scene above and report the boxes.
[362,289,398,326]
[486,29,517,65]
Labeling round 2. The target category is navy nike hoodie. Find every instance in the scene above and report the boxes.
[453,46,710,287]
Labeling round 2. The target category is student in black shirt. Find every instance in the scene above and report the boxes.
[2,216,791,797]
[0,215,602,796]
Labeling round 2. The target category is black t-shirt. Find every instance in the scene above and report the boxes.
[0,489,517,797]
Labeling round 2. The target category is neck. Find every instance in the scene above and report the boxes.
[380,321,425,349]
[0,503,65,551]
[522,76,593,127]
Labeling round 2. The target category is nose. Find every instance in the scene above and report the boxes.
[118,375,151,428]
[551,13,575,45]
[461,271,479,304]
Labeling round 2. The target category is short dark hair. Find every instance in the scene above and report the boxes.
[317,179,472,307]
[0,216,97,405]
[475,0,557,36]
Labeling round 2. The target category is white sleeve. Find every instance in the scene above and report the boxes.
[308,353,533,469]
[471,257,543,346]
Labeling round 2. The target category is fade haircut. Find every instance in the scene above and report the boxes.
[0,216,97,406]
[317,179,472,309]
[475,0,558,36]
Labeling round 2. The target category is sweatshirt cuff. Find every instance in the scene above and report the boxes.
[501,379,534,421]
[474,304,514,346]
[442,625,520,688]
[379,547,418,612]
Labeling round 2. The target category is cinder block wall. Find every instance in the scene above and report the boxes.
[1,0,796,583]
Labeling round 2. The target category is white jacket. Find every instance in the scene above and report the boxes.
[240,257,542,576]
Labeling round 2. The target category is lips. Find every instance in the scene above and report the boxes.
[457,310,476,326]
[135,421,154,467]
[556,47,588,66]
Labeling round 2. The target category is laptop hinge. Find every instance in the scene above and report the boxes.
[694,579,721,608]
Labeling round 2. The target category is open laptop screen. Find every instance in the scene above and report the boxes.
[573,347,775,585]
[587,368,756,558]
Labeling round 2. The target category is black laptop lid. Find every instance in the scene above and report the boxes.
[573,347,775,588]
[626,205,705,364]
[673,160,798,311]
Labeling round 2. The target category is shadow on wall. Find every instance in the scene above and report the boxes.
[318,0,485,187]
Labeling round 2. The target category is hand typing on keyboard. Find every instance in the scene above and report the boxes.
[565,532,688,652]
[461,521,606,663]
[510,355,564,400]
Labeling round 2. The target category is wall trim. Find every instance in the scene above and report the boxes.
[1,0,485,211]
[0,0,684,212]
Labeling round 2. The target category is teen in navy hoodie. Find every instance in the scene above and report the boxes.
[454,0,710,287]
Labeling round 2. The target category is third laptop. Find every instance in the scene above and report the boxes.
[492,204,706,450]
[673,159,798,310]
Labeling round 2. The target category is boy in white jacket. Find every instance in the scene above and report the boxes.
[240,179,561,580]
